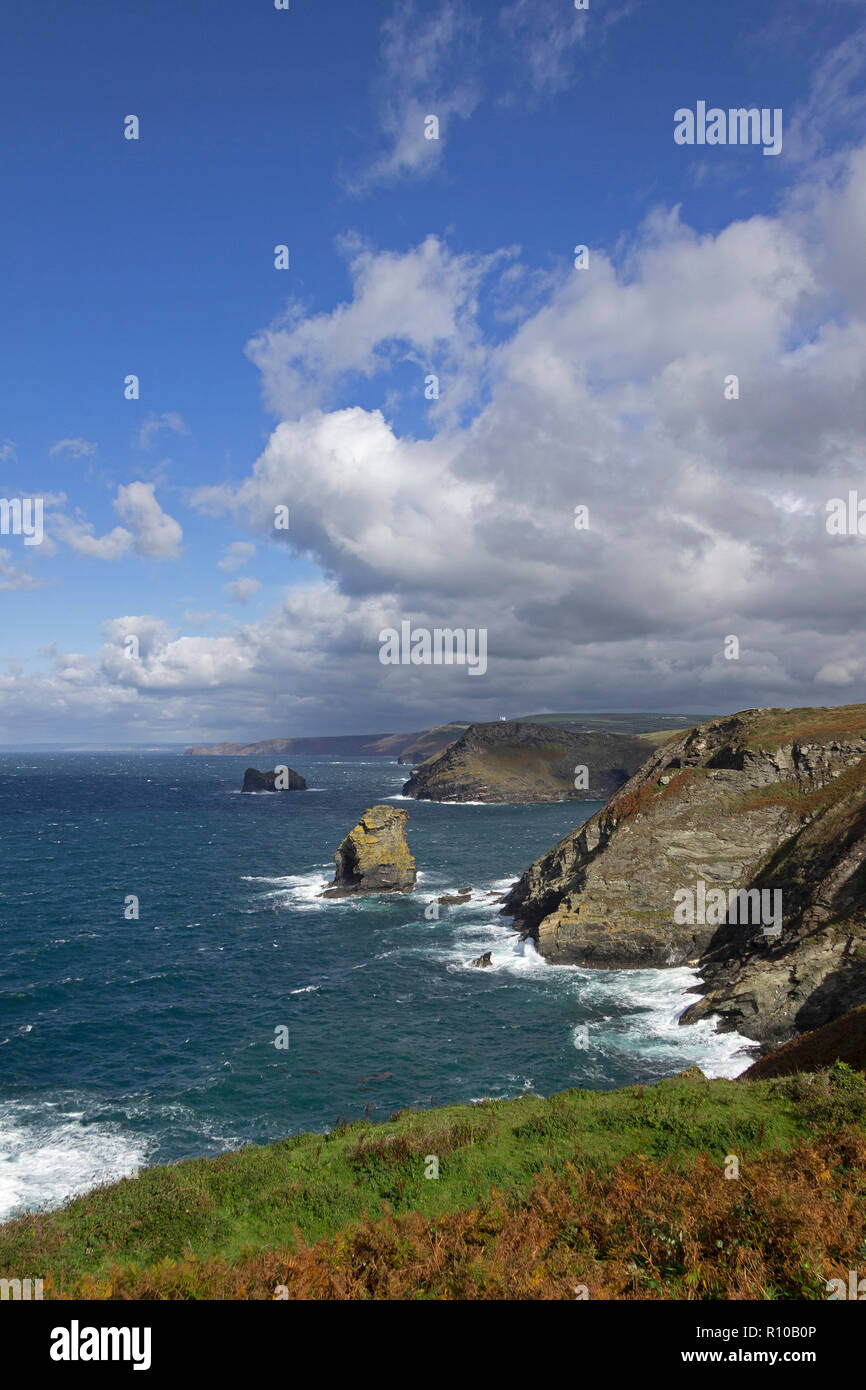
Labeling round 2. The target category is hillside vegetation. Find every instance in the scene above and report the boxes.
[402,721,649,802]
[3,1066,866,1299]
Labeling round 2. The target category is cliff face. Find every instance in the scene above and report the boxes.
[401,721,649,803]
[321,805,416,897]
[395,724,468,765]
[503,706,866,1045]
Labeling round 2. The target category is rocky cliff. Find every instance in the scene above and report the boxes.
[395,723,468,765]
[401,721,649,803]
[503,706,866,1046]
[321,804,416,898]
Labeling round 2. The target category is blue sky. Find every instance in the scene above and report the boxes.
[2,0,866,743]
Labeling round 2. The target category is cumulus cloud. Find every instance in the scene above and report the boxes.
[53,483,182,561]
[113,482,183,559]
[223,577,262,605]
[54,517,133,560]
[9,136,866,741]
[218,541,256,572]
[245,234,508,419]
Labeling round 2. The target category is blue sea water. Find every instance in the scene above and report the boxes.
[0,752,756,1219]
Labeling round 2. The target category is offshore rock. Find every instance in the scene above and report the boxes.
[242,766,307,792]
[322,804,416,898]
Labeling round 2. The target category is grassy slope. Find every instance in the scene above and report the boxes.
[741,704,866,750]
[4,1066,866,1299]
[516,712,710,734]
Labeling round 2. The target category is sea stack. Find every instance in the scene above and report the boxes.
[321,804,416,897]
[242,766,307,793]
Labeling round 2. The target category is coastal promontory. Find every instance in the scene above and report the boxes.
[504,705,866,1047]
[401,720,649,803]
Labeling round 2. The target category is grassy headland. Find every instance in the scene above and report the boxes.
[3,1065,866,1299]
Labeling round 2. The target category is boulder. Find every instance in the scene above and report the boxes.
[242,766,306,793]
[472,951,493,968]
[321,804,416,897]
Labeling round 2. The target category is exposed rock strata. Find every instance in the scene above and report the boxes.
[402,721,649,803]
[503,706,866,1045]
[322,804,416,898]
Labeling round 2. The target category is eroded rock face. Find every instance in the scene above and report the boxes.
[242,766,306,792]
[503,706,866,1044]
[321,804,416,897]
[401,721,648,803]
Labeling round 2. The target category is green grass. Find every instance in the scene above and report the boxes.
[637,728,691,746]
[740,704,866,751]
[516,712,711,734]
[3,1068,862,1296]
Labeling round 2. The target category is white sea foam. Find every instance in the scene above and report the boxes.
[428,908,756,1079]
[0,1101,148,1221]
[385,794,490,805]
[241,870,330,910]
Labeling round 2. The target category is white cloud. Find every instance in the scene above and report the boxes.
[53,483,182,562]
[0,549,41,591]
[346,1,481,192]
[498,0,591,98]
[113,482,183,559]
[54,516,133,560]
[10,139,866,740]
[223,577,262,605]
[137,412,189,450]
[49,438,97,459]
[245,234,508,419]
[786,29,866,165]
[218,541,256,572]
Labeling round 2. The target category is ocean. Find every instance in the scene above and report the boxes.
[0,752,756,1220]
